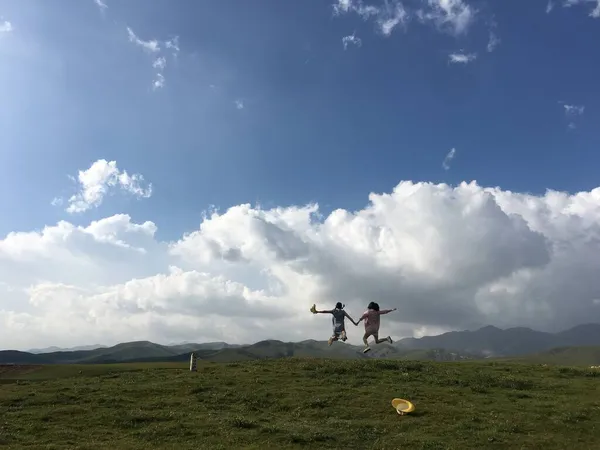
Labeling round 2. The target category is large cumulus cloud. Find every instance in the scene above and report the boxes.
[2,181,600,350]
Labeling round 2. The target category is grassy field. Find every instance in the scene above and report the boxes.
[1,359,600,449]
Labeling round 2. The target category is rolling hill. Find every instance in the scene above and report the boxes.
[0,338,476,365]
[3,323,600,365]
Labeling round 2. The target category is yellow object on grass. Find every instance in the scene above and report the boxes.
[391,398,415,415]
[310,304,317,314]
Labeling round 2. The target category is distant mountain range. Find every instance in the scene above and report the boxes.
[28,344,108,354]
[2,324,600,365]
[395,323,600,357]
[1,339,472,365]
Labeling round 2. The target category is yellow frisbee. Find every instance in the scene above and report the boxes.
[391,398,415,415]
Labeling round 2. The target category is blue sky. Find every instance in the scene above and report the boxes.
[2,0,600,349]
[1,0,598,241]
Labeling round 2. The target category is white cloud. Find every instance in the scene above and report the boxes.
[561,102,585,129]
[7,180,600,350]
[563,0,600,18]
[419,0,476,35]
[442,148,456,169]
[448,51,477,64]
[153,56,167,70]
[153,73,165,90]
[378,2,409,35]
[333,0,379,19]
[333,0,408,36]
[55,159,152,214]
[127,27,160,53]
[563,104,585,115]
[333,0,478,42]
[235,99,244,110]
[93,0,108,11]
[0,20,13,33]
[547,1,555,13]
[333,0,354,15]
[342,33,362,49]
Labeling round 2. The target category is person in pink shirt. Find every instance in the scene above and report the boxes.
[357,302,396,353]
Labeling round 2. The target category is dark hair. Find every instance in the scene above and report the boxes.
[367,302,380,311]
[335,302,344,309]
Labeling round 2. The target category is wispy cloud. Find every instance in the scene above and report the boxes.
[126,27,180,91]
[235,99,244,110]
[333,0,378,19]
[58,159,152,214]
[127,27,160,53]
[333,0,478,43]
[487,29,500,52]
[546,1,555,13]
[442,148,456,170]
[378,2,409,35]
[333,0,408,36]
[560,101,585,129]
[93,0,108,12]
[563,0,600,18]
[449,51,477,64]
[165,36,180,56]
[419,0,476,35]
[342,32,362,49]
[487,35,499,53]
[0,20,13,33]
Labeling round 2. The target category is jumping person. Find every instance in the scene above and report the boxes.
[312,302,358,346]
[357,302,396,353]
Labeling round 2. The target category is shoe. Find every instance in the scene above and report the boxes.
[363,346,371,353]
[388,336,393,344]
[328,337,334,346]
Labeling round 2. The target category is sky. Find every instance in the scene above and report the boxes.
[1,0,600,350]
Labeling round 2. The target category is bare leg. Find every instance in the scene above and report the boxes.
[373,332,389,344]
[341,330,347,341]
[362,333,370,346]
[362,333,371,353]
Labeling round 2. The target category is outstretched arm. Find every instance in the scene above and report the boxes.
[379,308,397,315]
[344,311,358,326]
[355,311,368,326]
[315,309,333,314]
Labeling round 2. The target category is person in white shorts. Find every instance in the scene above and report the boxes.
[313,302,359,345]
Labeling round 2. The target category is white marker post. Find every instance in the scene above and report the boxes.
[189,352,197,372]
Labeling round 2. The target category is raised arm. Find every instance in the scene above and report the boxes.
[315,309,333,314]
[379,308,397,315]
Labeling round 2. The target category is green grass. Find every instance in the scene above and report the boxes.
[509,346,600,366]
[1,359,600,449]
